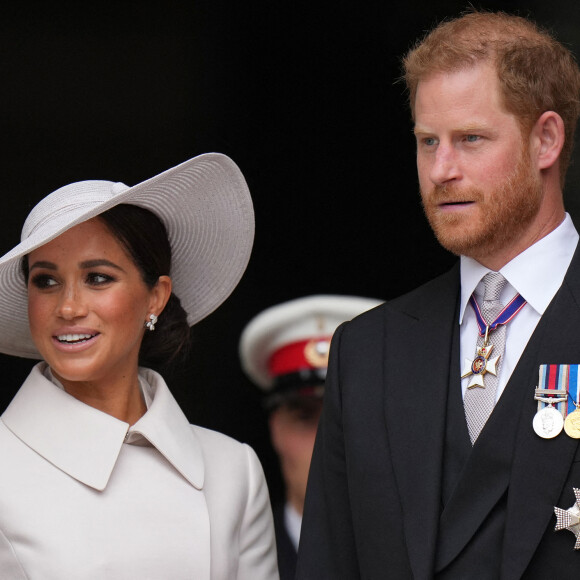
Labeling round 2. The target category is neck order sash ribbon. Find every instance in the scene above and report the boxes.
[469,293,527,336]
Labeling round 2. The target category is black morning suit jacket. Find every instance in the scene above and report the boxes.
[296,246,580,579]
[272,503,297,580]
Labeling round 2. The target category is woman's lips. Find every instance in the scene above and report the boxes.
[51,332,100,352]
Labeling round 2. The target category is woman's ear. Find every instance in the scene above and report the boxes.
[149,275,172,316]
[531,110,565,171]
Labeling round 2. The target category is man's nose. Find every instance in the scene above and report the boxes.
[429,145,461,186]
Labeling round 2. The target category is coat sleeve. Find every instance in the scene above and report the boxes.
[0,527,27,579]
[295,322,361,579]
[237,444,280,580]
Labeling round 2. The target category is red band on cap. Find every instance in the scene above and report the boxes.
[269,337,332,377]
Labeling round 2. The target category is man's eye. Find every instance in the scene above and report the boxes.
[423,137,436,146]
[465,134,480,142]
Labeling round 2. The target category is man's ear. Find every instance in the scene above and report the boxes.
[531,110,565,170]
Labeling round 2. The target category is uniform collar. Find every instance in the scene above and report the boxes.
[459,213,579,323]
[1,362,204,491]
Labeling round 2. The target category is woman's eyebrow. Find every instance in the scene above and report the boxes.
[79,259,125,272]
[28,260,56,272]
[28,259,126,273]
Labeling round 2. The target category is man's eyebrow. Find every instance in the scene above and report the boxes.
[414,123,490,134]
[413,124,433,135]
[455,123,491,132]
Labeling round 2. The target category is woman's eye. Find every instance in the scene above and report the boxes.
[30,274,58,289]
[87,273,114,285]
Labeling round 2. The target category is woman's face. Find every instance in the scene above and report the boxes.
[27,217,167,389]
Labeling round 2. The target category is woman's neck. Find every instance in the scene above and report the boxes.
[53,370,147,425]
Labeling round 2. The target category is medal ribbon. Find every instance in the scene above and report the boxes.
[537,364,579,417]
[566,365,580,416]
[469,293,527,336]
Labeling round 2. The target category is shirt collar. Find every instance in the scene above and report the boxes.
[1,363,205,491]
[459,213,579,323]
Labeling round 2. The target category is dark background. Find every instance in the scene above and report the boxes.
[1,1,580,502]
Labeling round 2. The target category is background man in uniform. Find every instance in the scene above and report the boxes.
[239,295,381,580]
[296,10,580,579]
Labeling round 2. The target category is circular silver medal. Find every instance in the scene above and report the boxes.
[533,405,564,439]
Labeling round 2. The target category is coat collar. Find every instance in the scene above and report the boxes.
[1,363,205,491]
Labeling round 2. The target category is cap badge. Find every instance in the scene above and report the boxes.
[304,339,330,368]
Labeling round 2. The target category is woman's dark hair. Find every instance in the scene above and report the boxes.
[98,204,191,369]
[22,204,191,369]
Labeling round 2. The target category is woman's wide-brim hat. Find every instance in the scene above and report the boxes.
[0,153,255,359]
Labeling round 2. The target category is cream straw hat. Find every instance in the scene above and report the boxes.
[0,153,254,359]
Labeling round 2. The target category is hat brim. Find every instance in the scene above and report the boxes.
[0,153,254,359]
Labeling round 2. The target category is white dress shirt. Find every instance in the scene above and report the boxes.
[459,213,579,401]
[283,502,302,551]
[0,363,279,580]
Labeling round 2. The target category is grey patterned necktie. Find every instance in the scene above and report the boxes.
[464,272,508,444]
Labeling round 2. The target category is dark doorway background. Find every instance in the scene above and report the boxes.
[1,1,579,502]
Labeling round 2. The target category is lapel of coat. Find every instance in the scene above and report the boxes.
[501,250,580,579]
[384,264,460,580]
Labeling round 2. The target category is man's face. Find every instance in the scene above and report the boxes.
[414,63,543,268]
[269,397,323,514]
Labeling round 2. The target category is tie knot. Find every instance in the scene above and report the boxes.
[482,272,507,302]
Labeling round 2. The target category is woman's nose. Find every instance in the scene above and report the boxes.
[56,286,88,320]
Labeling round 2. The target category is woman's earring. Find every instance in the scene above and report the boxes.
[145,313,158,331]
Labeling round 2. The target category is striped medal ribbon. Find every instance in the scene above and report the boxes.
[533,364,579,439]
[563,365,580,438]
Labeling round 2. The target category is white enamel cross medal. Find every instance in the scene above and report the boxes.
[554,488,580,549]
[461,327,500,389]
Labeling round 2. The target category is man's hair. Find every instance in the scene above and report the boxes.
[403,10,580,179]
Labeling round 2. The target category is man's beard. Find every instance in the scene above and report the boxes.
[420,148,543,262]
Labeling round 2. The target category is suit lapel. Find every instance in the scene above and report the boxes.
[501,255,580,579]
[384,265,460,580]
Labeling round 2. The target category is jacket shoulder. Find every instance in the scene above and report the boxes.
[188,424,265,480]
[190,424,250,458]
[343,263,460,337]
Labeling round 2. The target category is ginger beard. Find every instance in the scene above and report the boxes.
[420,144,543,262]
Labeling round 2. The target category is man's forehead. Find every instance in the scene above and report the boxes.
[415,62,498,94]
[413,64,507,125]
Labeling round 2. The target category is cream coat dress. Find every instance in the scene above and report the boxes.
[0,363,279,579]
